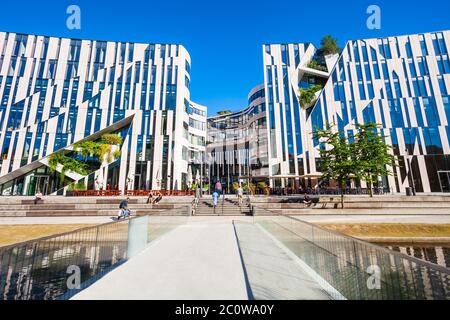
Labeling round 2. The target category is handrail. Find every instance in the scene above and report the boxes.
[0,207,189,251]
[251,205,450,300]
[0,206,189,300]
[252,205,450,273]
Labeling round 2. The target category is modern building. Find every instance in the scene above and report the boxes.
[263,30,450,193]
[206,84,268,191]
[0,32,206,195]
[1,30,450,195]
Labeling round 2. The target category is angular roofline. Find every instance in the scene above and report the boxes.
[0,29,189,50]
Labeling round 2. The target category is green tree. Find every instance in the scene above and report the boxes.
[49,134,123,182]
[217,110,232,115]
[299,85,323,109]
[307,60,328,72]
[313,124,357,208]
[354,123,396,197]
[48,153,88,182]
[320,35,340,55]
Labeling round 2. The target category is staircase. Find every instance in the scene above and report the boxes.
[0,197,192,217]
[194,195,252,216]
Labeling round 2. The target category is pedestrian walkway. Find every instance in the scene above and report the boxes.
[72,218,249,300]
[71,217,333,300]
[234,222,333,300]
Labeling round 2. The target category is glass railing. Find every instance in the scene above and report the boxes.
[0,207,189,300]
[251,209,450,300]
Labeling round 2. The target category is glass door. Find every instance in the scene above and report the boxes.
[438,171,450,193]
[28,175,50,195]
[134,174,142,190]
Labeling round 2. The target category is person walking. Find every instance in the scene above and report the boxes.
[236,184,243,205]
[214,180,222,195]
[212,190,219,214]
[195,182,202,199]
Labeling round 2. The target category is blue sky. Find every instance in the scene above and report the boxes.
[0,0,449,114]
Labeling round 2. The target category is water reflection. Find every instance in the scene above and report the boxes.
[0,222,128,300]
[252,216,450,300]
[0,213,188,300]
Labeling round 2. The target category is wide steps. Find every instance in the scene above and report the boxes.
[194,198,252,216]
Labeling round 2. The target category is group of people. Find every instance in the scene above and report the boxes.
[146,191,163,205]
[211,180,244,207]
[116,191,164,220]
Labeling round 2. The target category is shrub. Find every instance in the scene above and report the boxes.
[67,181,87,191]
[217,110,232,115]
[113,149,121,159]
[257,181,267,190]
[243,183,256,195]
[48,153,88,182]
[101,134,123,145]
[299,85,323,109]
[307,60,328,72]
[74,140,99,158]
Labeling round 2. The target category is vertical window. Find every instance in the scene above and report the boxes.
[359,82,366,100]
[361,42,369,61]
[119,43,126,64]
[19,58,27,77]
[354,43,360,61]
[409,60,417,77]
[370,47,377,60]
[69,40,81,61]
[419,35,428,56]
[128,43,134,62]
[372,62,380,79]
[47,59,57,78]
[364,63,371,81]
[41,37,49,59]
[423,97,440,126]
[13,34,27,57]
[433,36,441,55]
[417,57,429,75]
[438,33,448,54]
[413,98,424,127]
[438,76,447,95]
[405,40,413,58]
[95,41,107,63]
[381,61,389,79]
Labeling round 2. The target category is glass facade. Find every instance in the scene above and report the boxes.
[206,85,269,191]
[263,31,450,193]
[0,32,206,195]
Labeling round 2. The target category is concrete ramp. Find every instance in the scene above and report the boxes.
[72,219,249,300]
[233,221,332,300]
[72,217,333,300]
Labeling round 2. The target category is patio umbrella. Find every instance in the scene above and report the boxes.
[156,169,161,187]
[187,166,193,187]
[195,169,200,185]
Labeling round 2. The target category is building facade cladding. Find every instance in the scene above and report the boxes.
[206,84,268,189]
[263,31,450,193]
[0,31,206,195]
